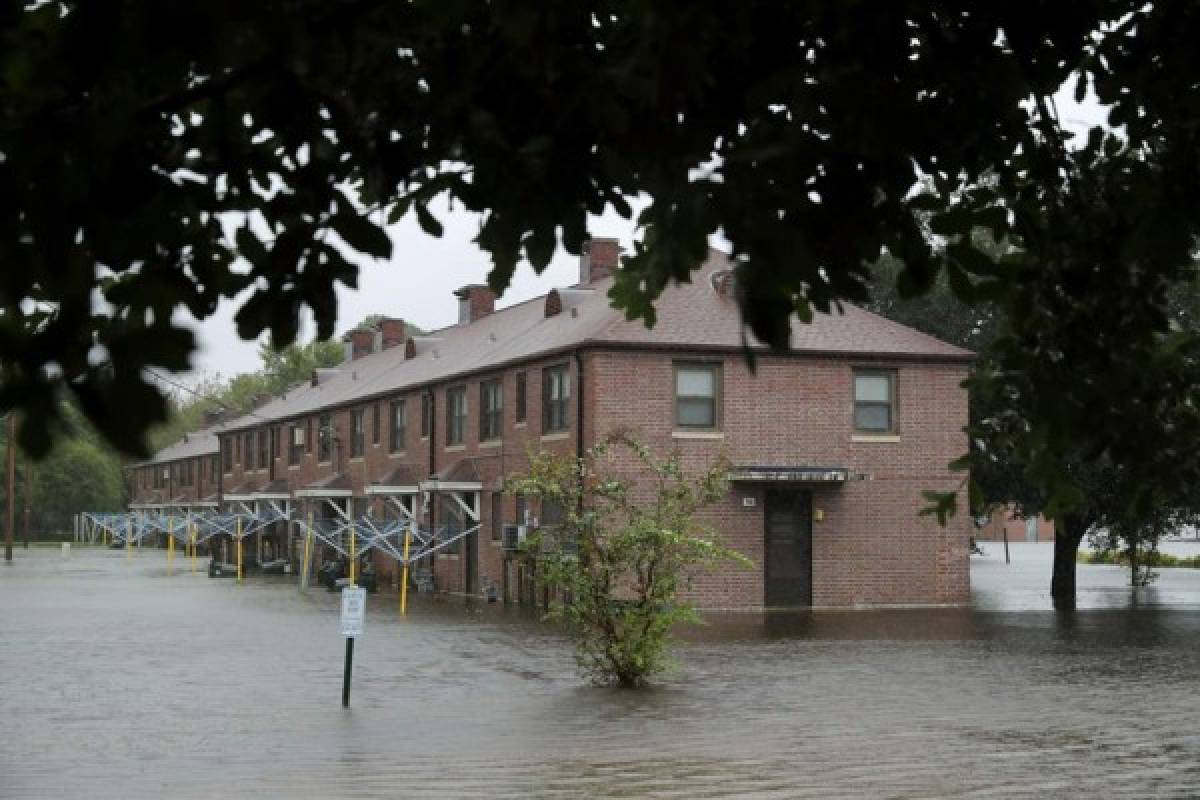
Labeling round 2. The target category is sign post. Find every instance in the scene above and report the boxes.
[339,585,366,708]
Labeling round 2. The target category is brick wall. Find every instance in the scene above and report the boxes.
[588,349,971,608]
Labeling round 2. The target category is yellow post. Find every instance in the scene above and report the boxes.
[125,516,132,560]
[236,515,243,584]
[190,522,197,575]
[136,511,142,549]
[167,517,174,574]
[348,518,357,586]
[300,510,314,591]
[400,524,411,616]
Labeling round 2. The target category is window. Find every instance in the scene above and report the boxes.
[258,428,269,469]
[351,408,365,458]
[854,370,896,433]
[541,497,565,528]
[244,433,254,469]
[223,441,232,473]
[372,403,381,445]
[389,398,407,452]
[306,417,313,454]
[274,425,281,459]
[420,393,432,438]
[515,371,527,423]
[210,455,219,483]
[446,386,467,446]
[491,492,503,541]
[480,379,503,440]
[318,413,333,462]
[674,362,721,429]
[515,493,528,526]
[289,424,303,465]
[542,364,570,433]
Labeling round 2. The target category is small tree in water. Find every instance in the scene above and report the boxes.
[507,432,749,688]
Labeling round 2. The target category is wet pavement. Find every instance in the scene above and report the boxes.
[2,543,1199,799]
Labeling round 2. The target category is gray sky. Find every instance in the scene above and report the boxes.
[181,86,1109,384]
[184,203,641,381]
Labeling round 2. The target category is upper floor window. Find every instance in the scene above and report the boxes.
[480,379,503,441]
[371,403,381,446]
[318,413,333,462]
[446,386,467,446]
[223,441,232,473]
[351,408,366,458]
[390,398,407,453]
[421,393,432,438]
[244,433,253,467]
[233,435,240,466]
[515,371,527,424]
[257,428,269,469]
[306,417,313,454]
[289,423,303,466]
[675,362,721,430]
[542,364,570,433]
[854,370,896,433]
[210,455,219,483]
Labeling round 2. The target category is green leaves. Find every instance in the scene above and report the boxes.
[510,432,746,687]
[331,213,392,260]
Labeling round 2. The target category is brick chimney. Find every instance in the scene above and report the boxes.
[579,237,620,284]
[376,317,407,349]
[454,284,495,324]
[342,328,375,360]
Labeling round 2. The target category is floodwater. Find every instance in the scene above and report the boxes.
[2,544,1199,799]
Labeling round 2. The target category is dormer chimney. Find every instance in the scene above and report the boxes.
[342,328,375,360]
[376,317,407,349]
[454,284,495,323]
[580,237,620,284]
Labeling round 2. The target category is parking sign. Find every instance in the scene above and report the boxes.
[340,586,366,638]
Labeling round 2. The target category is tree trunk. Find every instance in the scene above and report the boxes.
[1051,514,1087,609]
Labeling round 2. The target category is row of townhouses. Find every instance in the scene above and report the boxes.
[128,239,973,608]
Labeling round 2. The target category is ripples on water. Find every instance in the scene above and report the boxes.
[2,544,1199,798]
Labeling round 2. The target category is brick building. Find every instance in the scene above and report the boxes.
[129,240,973,608]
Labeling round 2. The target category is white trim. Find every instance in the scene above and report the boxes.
[222,493,256,502]
[365,484,420,496]
[540,431,570,442]
[250,492,291,501]
[444,444,466,452]
[479,438,502,448]
[420,480,483,492]
[293,488,353,498]
[851,434,901,443]
[672,430,724,440]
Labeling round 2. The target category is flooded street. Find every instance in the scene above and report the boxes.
[3,544,1200,798]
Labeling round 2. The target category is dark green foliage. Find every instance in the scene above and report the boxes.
[5,3,1200,548]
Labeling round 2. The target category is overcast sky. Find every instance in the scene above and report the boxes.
[177,85,1109,385]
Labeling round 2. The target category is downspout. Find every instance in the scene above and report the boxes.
[574,349,585,462]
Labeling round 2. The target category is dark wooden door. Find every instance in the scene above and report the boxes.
[764,489,813,607]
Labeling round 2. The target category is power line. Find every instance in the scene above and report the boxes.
[142,368,272,424]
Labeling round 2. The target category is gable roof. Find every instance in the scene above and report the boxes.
[220,248,972,433]
[136,421,229,467]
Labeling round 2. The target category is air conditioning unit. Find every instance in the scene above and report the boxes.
[502,524,527,551]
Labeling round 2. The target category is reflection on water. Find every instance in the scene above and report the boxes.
[2,545,1199,799]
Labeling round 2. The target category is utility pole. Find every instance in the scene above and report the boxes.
[22,457,32,549]
[5,413,15,562]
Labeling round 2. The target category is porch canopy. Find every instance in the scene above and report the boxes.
[728,465,849,484]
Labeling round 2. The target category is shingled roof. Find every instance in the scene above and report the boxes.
[136,420,229,467]
[221,248,972,433]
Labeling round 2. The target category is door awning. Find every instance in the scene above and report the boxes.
[728,466,849,484]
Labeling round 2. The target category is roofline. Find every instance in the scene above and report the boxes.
[215,340,970,436]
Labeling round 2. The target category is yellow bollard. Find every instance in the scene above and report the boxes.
[300,510,314,591]
[236,516,243,584]
[349,519,357,586]
[190,523,197,575]
[400,525,411,616]
[167,518,174,575]
[125,517,132,560]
